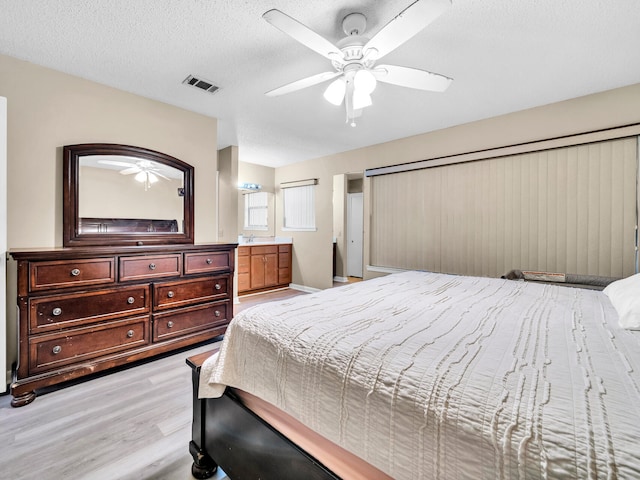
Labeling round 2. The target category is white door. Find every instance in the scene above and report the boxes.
[347,192,363,277]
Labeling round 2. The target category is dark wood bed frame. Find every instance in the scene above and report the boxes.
[187,351,341,480]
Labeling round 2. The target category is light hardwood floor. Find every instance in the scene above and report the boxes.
[0,288,306,480]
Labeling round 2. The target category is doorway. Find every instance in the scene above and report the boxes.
[347,192,363,278]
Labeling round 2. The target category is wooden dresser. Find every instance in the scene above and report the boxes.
[237,243,292,294]
[9,243,236,407]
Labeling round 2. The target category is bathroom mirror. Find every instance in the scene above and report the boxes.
[63,143,194,247]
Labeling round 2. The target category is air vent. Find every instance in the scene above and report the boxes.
[182,75,220,94]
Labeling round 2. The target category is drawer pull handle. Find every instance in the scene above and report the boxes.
[52,307,62,316]
[214,310,221,317]
[70,268,80,277]
[126,330,134,338]
[167,291,175,298]
[127,297,135,304]
[52,345,62,355]
[148,263,156,270]
[215,284,222,290]
[167,321,174,328]
[206,258,213,265]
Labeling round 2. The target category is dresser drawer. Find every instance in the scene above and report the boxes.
[184,251,233,275]
[119,254,182,282]
[29,286,150,334]
[29,258,116,292]
[29,317,149,374]
[153,301,230,342]
[154,275,230,310]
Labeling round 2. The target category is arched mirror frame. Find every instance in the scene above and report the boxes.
[63,143,194,247]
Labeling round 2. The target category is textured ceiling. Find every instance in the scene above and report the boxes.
[1,0,639,167]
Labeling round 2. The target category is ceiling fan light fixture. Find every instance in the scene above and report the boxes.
[352,90,372,110]
[354,69,377,95]
[134,171,146,183]
[323,78,346,105]
[147,172,159,184]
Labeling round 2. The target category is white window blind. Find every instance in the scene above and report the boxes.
[370,137,638,278]
[283,184,316,231]
[244,191,269,231]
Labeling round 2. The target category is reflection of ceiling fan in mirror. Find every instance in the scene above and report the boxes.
[98,159,170,190]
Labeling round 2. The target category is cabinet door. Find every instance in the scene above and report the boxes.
[250,254,266,289]
[264,253,278,287]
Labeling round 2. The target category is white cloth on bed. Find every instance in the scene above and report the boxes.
[200,271,640,480]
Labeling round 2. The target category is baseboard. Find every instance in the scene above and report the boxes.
[289,283,321,294]
[333,276,348,283]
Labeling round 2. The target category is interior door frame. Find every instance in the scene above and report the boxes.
[346,192,364,278]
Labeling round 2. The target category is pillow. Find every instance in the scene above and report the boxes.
[603,273,640,330]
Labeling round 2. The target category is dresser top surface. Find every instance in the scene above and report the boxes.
[10,243,238,261]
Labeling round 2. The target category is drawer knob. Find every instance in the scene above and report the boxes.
[126,330,134,338]
[52,307,62,316]
[215,284,222,290]
[206,258,213,265]
[127,297,135,304]
[52,345,62,355]
[70,268,80,277]
[148,263,156,270]
[214,310,221,317]
[167,291,175,298]
[167,321,174,328]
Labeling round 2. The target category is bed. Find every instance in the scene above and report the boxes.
[188,270,640,479]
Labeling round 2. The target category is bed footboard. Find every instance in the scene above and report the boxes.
[188,352,219,479]
[187,351,340,480]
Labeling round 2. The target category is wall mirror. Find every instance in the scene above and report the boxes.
[63,143,194,247]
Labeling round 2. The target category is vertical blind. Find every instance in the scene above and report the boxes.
[370,137,638,278]
[283,184,316,231]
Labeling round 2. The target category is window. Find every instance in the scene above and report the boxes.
[244,191,269,231]
[283,184,316,231]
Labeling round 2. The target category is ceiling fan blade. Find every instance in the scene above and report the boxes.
[363,0,451,60]
[120,166,141,175]
[263,9,344,63]
[373,65,452,92]
[151,170,171,181]
[266,71,341,97]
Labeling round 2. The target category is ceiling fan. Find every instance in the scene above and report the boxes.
[263,0,453,126]
[98,159,169,190]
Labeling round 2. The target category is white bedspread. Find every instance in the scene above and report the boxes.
[200,271,640,479]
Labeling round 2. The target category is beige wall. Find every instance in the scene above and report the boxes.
[1,54,218,384]
[79,167,184,223]
[1,54,218,249]
[218,146,239,242]
[275,83,640,290]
